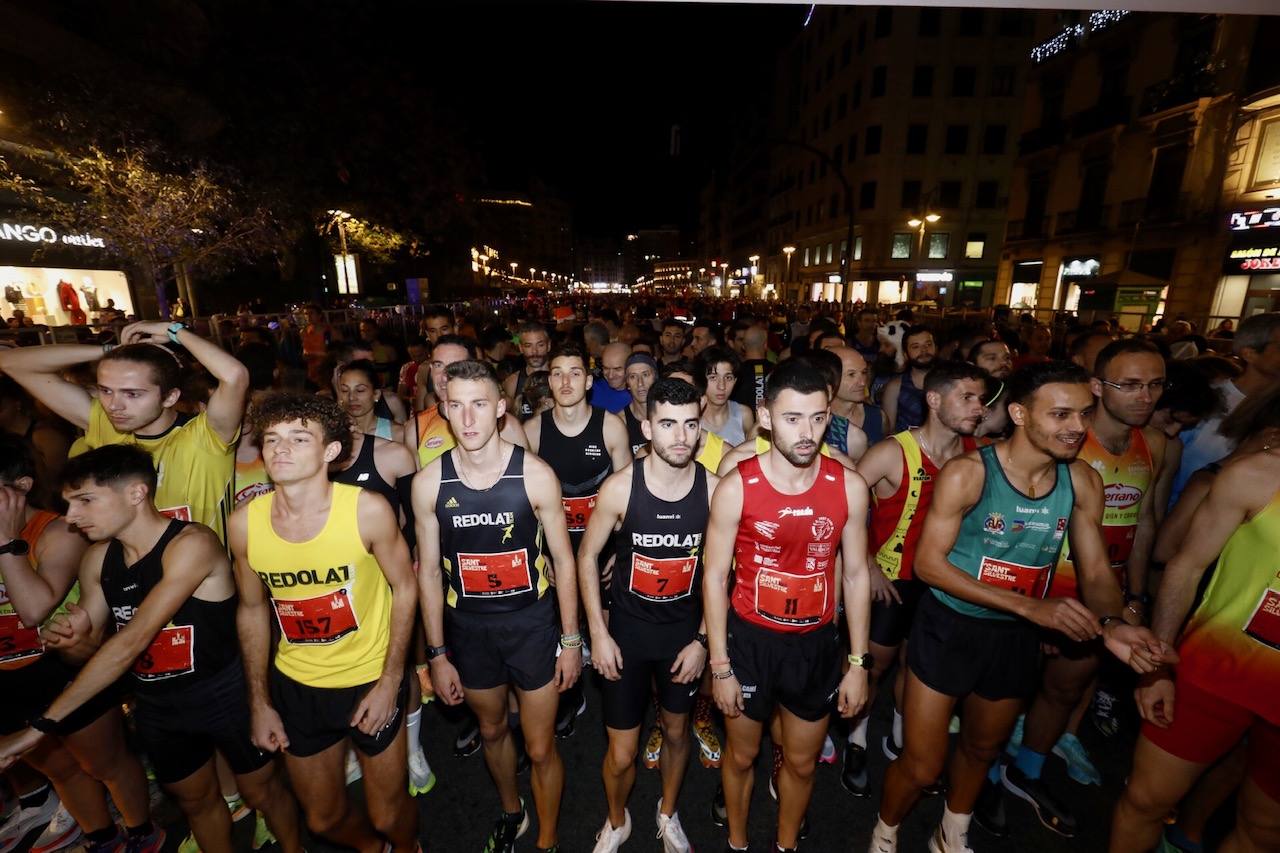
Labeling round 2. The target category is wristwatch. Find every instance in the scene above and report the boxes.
[696,632,708,649]
[847,653,873,670]
[1098,615,1121,630]
[426,644,449,661]
[28,715,60,735]
[0,539,29,557]
[166,322,186,344]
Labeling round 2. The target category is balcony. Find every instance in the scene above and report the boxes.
[1116,194,1193,226]
[1006,216,1050,241]
[1019,122,1067,155]
[1070,96,1132,138]
[1140,72,1218,117]
[1054,205,1111,235]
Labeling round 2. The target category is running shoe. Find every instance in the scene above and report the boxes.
[1052,732,1102,786]
[83,828,126,853]
[1001,764,1078,838]
[692,704,722,768]
[655,801,690,853]
[948,715,961,735]
[1158,825,1203,853]
[345,747,363,785]
[251,812,276,851]
[973,777,1008,838]
[482,798,529,853]
[819,732,837,765]
[28,801,82,853]
[1092,688,1121,738]
[123,825,166,853]
[841,742,870,798]
[409,747,437,795]
[455,717,482,757]
[590,809,631,853]
[927,824,974,853]
[555,693,587,739]
[868,823,898,853]
[882,733,901,762]
[1,793,61,853]
[709,784,726,827]
[768,743,784,801]
[1004,715,1025,757]
[643,724,664,769]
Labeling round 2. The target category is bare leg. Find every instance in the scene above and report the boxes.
[721,711,763,850]
[515,681,565,849]
[235,760,304,853]
[283,740,381,853]
[163,759,234,853]
[1022,653,1098,755]
[878,670,956,827]
[61,708,151,829]
[657,708,691,816]
[358,724,417,852]
[601,726,639,828]
[1110,734,1206,853]
[1176,742,1248,845]
[1218,777,1280,853]
[21,737,112,833]
[950,692,1023,814]
[466,685,521,813]
[774,708,827,849]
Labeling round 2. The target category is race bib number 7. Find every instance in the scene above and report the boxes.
[132,624,195,680]
[977,556,1051,599]
[1244,588,1280,651]
[272,588,360,644]
[629,553,696,602]
[0,613,44,665]
[755,568,827,627]
[458,549,534,598]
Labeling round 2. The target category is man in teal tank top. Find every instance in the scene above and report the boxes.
[867,362,1175,853]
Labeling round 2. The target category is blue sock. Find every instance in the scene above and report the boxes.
[1014,746,1047,780]
[988,762,1003,784]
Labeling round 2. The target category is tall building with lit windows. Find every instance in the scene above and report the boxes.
[760,6,1041,307]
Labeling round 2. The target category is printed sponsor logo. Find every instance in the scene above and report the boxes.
[807,543,833,557]
[257,565,353,588]
[753,520,780,540]
[811,517,835,541]
[425,436,445,449]
[444,496,459,508]
[756,542,782,554]
[1104,483,1143,509]
[632,532,702,549]
[1015,505,1049,515]
[778,506,813,518]
[984,512,1006,534]
[452,511,515,528]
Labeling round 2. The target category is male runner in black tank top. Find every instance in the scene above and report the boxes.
[624,353,659,455]
[578,378,717,853]
[414,359,582,853]
[0,446,302,853]
[501,321,552,422]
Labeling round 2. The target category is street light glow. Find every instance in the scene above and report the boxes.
[782,245,796,256]
[908,218,923,229]
[925,213,941,223]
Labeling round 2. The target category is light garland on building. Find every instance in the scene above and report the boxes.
[1030,11,1127,63]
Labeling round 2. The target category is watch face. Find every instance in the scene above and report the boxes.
[4,540,27,556]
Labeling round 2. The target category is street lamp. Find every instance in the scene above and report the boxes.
[782,246,796,284]
[510,261,519,278]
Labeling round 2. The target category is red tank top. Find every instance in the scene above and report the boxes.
[731,454,849,633]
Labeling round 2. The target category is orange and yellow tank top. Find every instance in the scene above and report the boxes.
[416,406,457,469]
[246,483,392,688]
[1049,427,1151,600]
[0,512,79,671]
[234,453,273,508]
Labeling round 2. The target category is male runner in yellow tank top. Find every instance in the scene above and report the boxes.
[230,393,420,853]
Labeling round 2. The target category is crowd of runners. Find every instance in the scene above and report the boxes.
[0,297,1275,853]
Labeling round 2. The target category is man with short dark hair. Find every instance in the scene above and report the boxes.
[660,320,688,366]
[421,307,454,345]
[503,322,553,421]
[881,327,936,433]
[624,354,659,456]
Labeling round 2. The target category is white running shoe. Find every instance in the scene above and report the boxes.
[654,800,690,853]
[0,793,61,853]
[28,801,82,853]
[408,747,436,795]
[927,825,974,853]
[867,823,897,853]
[819,732,837,764]
[345,748,363,785]
[590,808,632,853]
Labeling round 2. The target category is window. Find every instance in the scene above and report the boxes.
[830,192,841,215]
[803,247,810,267]
[897,125,925,156]
[826,243,834,264]
[975,180,999,208]
[945,125,969,155]
[901,179,922,209]
[952,66,977,97]
[918,7,941,36]
[865,125,882,155]
[860,181,878,209]
[912,66,934,98]
[965,233,986,259]
[852,79,862,109]
[841,39,852,68]
[874,7,892,38]
[847,133,857,161]
[854,235,863,260]
[939,180,963,208]
[837,93,847,119]
[982,124,1007,155]
[959,8,984,36]
[871,66,887,98]
[990,65,1016,97]
[928,233,950,259]
[891,233,913,259]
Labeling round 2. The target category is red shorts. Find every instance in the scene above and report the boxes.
[1142,675,1280,802]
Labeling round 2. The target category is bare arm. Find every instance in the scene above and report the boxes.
[527,456,582,690]
[0,344,100,429]
[577,470,628,652]
[1068,462,1126,619]
[40,545,110,664]
[702,472,743,665]
[1152,470,1214,565]
[0,516,85,626]
[838,470,872,717]
[524,414,543,455]
[411,466,446,648]
[358,490,417,687]
[229,509,273,712]
[500,415,529,448]
[1126,438,1164,602]
[880,376,902,432]
[603,412,633,471]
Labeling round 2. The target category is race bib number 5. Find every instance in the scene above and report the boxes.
[272,588,359,644]
[0,613,44,665]
[629,553,696,602]
[977,556,1051,599]
[1244,588,1280,651]
[563,495,597,533]
[755,568,827,626]
[132,624,195,680]
[458,549,533,598]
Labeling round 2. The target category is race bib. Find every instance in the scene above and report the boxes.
[272,588,359,644]
[754,568,828,626]
[977,556,1052,599]
[1102,523,1137,570]
[0,613,43,665]
[1244,588,1280,651]
[158,505,192,522]
[628,553,696,602]
[132,624,195,680]
[562,495,598,533]
[458,549,533,598]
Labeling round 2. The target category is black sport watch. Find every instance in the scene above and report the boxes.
[426,644,449,661]
[0,539,29,557]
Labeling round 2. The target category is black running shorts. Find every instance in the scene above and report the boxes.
[727,611,842,723]
[269,665,411,759]
[599,612,700,731]
[908,593,1041,701]
[0,654,121,736]
[445,594,558,692]
[869,578,928,649]
[135,658,271,785]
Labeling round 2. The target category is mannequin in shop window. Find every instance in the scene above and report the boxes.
[56,280,87,325]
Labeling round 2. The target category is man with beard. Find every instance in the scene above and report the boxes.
[624,354,659,456]
[659,320,689,366]
[843,363,987,797]
[968,339,1015,439]
[502,321,553,421]
[578,379,716,853]
[869,361,1175,853]
[982,340,1171,839]
[590,342,633,415]
[827,347,888,452]
[881,327,937,433]
[704,360,873,853]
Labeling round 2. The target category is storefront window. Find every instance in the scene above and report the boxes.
[0,266,133,326]
[849,280,869,303]
[879,279,907,304]
[1009,281,1038,309]
[854,236,863,260]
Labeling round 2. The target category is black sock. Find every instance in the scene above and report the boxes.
[126,821,154,837]
[87,826,120,843]
[17,785,50,809]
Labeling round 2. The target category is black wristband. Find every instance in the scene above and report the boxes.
[29,715,61,735]
[696,632,708,649]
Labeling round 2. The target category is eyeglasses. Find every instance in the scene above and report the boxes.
[1100,380,1167,395]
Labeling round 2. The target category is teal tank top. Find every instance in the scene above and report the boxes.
[933,444,1074,621]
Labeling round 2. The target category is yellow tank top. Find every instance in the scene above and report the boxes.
[246,483,392,688]
[234,453,273,508]
[75,401,235,544]
[416,406,456,468]
[697,432,726,473]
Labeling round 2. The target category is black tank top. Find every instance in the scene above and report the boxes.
[610,457,708,625]
[514,370,535,421]
[331,433,400,518]
[538,407,614,546]
[437,446,550,614]
[100,520,240,692]
[624,407,647,456]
